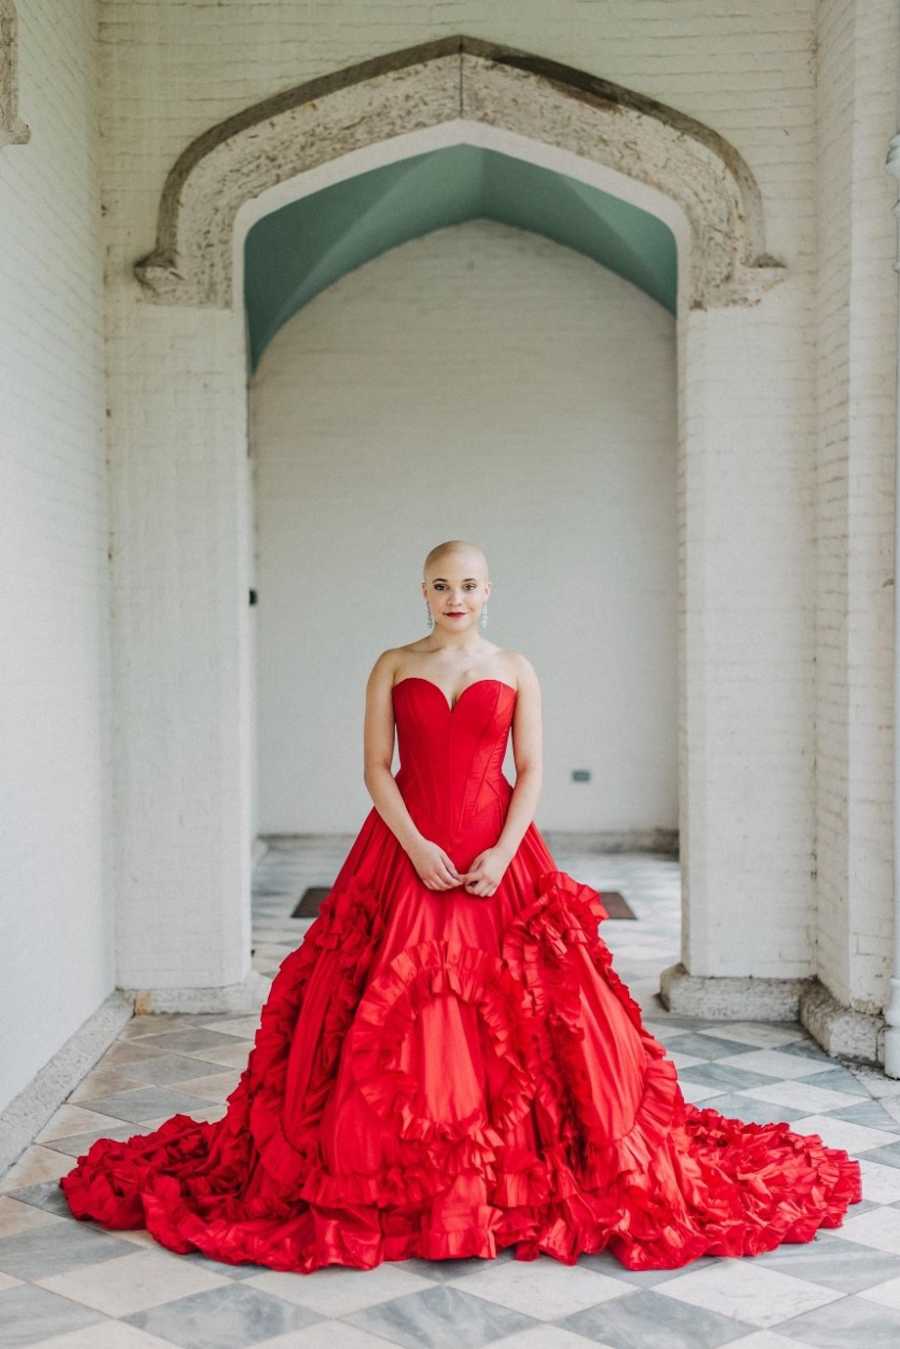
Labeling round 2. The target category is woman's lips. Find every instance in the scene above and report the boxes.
[446,612,465,617]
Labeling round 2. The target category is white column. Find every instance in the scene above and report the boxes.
[111,304,262,1012]
[883,131,900,1076]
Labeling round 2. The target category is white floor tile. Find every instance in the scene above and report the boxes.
[0,1145,73,1193]
[657,1256,842,1327]
[490,1327,602,1347]
[858,1158,900,1204]
[246,1262,436,1315]
[723,1332,825,1349]
[667,1051,707,1070]
[738,1081,861,1113]
[696,1024,807,1050]
[679,1080,727,1103]
[35,1249,231,1317]
[36,1105,131,1144]
[29,1323,182,1348]
[785,1113,898,1153]
[260,1319,400,1347]
[446,1256,633,1320]
[833,1206,900,1254]
[859,1272,900,1310]
[0,1196,65,1238]
[715,1050,836,1080]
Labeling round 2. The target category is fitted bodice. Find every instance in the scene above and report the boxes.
[392,677,517,869]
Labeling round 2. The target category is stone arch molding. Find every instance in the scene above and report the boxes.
[135,34,784,312]
[0,0,30,148]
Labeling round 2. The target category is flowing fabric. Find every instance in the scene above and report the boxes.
[59,677,862,1272]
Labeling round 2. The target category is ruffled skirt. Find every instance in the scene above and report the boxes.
[59,811,862,1273]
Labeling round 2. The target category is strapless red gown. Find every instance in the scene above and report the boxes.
[59,677,862,1272]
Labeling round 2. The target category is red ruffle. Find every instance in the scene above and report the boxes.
[59,860,862,1274]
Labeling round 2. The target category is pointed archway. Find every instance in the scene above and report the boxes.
[0,1,31,148]
[134,34,782,313]
[114,35,795,1021]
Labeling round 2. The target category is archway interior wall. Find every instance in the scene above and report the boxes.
[249,218,681,838]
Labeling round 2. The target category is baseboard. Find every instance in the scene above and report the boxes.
[0,989,134,1177]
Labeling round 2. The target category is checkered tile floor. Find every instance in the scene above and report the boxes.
[3,841,900,1347]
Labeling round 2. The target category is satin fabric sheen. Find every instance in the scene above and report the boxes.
[59,677,862,1272]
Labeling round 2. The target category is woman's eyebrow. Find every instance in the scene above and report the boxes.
[431,577,478,583]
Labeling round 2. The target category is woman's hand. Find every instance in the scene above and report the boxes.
[459,846,512,898]
[409,838,464,891]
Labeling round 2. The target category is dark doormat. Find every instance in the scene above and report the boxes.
[597,890,636,919]
[291,886,332,917]
[292,886,636,920]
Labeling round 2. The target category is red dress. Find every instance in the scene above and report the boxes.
[59,677,862,1272]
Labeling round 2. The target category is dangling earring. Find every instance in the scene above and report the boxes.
[425,600,434,631]
[480,602,488,630]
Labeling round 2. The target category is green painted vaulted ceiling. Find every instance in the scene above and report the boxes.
[243,144,678,372]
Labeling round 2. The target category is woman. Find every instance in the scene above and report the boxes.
[59,538,862,1273]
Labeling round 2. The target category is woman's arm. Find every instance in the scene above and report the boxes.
[363,650,462,890]
[362,650,423,855]
[492,654,543,862]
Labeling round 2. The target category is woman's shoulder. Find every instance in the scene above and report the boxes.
[502,650,538,689]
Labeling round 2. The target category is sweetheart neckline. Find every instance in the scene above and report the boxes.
[391,676,518,714]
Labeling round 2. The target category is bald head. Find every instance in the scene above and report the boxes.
[423,539,489,581]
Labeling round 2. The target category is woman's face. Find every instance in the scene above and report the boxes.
[423,555,490,633]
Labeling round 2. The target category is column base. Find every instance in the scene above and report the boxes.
[658,963,887,1068]
[799,979,884,1065]
[121,969,273,1016]
[658,961,812,1021]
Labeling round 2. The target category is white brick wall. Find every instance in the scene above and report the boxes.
[95,0,837,994]
[0,0,110,1113]
[251,218,679,835]
[3,1,897,1099]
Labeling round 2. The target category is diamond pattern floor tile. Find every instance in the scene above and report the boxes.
[5,842,900,1348]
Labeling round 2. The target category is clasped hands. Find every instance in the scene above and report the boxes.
[411,838,511,898]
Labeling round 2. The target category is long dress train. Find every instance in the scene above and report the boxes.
[59,677,862,1272]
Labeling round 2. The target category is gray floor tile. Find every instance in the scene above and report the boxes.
[99,1051,232,1088]
[776,1291,900,1345]
[0,1221,137,1280]
[0,1283,106,1346]
[578,1249,720,1288]
[8,1180,83,1217]
[830,1100,900,1131]
[38,1122,155,1158]
[401,1250,514,1283]
[800,1068,870,1097]
[677,1062,790,1093]
[777,1040,840,1064]
[136,1028,252,1055]
[748,1231,900,1293]
[858,1141,900,1170]
[660,1033,773,1061]
[682,1092,804,1124]
[561,1286,753,1347]
[77,1085,213,1124]
[345,1283,538,1348]
[182,1250,269,1280]
[123,1281,322,1348]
